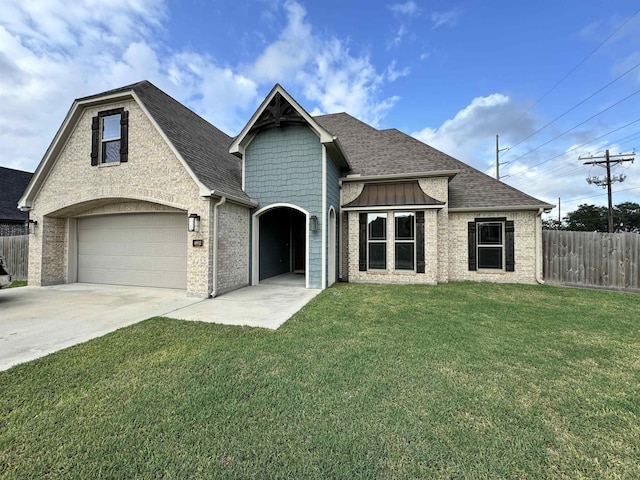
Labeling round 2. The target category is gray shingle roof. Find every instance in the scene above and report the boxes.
[79,81,249,202]
[78,82,550,210]
[315,113,553,209]
[0,167,32,221]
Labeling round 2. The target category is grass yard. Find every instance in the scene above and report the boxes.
[1,282,639,479]
[5,280,27,289]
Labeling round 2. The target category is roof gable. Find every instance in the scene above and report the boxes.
[229,84,349,170]
[20,81,254,210]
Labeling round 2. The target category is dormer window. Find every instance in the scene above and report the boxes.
[91,108,129,165]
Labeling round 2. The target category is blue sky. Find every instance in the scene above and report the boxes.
[1,0,639,218]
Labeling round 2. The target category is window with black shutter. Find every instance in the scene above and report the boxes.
[468,217,515,271]
[91,108,128,165]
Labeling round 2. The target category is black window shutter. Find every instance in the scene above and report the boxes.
[120,110,129,162]
[416,211,425,273]
[468,221,477,271]
[505,220,515,272]
[91,116,99,166]
[359,213,367,271]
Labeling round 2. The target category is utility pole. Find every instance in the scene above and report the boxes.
[496,134,509,181]
[558,197,561,225]
[580,149,635,233]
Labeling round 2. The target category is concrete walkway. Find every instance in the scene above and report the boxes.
[0,274,320,371]
[172,274,320,329]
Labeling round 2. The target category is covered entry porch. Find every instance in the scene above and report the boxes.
[252,204,308,288]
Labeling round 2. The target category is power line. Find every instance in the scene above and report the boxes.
[508,117,640,184]
[505,61,640,152]
[505,7,640,136]
[504,89,640,166]
[561,186,640,203]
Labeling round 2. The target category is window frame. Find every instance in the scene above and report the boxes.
[91,107,128,166]
[367,212,387,270]
[394,211,416,271]
[476,220,505,270]
[100,112,122,164]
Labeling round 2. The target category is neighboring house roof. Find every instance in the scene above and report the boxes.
[0,167,32,221]
[315,113,553,210]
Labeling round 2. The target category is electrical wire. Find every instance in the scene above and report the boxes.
[505,88,640,165]
[505,7,640,137]
[505,61,640,152]
[507,117,640,184]
[561,186,640,203]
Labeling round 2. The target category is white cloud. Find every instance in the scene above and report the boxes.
[387,25,407,50]
[412,93,536,169]
[386,60,410,81]
[411,93,640,212]
[387,1,420,16]
[249,1,399,126]
[0,0,399,172]
[250,1,313,82]
[431,8,463,29]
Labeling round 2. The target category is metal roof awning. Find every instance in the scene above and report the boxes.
[343,180,445,209]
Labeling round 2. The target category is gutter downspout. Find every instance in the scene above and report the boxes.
[535,208,545,284]
[209,195,227,298]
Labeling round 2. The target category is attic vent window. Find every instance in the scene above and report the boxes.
[91,108,129,166]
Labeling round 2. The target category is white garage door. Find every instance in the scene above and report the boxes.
[78,213,187,289]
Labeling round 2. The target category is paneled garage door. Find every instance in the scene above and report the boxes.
[78,213,187,289]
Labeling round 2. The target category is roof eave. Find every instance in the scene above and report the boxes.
[340,170,460,185]
[449,204,555,213]
[209,189,258,208]
[342,204,445,212]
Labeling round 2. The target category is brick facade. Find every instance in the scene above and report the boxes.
[23,82,545,298]
[26,99,244,297]
[341,177,542,285]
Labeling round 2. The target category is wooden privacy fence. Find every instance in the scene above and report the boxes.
[543,230,640,291]
[0,235,29,280]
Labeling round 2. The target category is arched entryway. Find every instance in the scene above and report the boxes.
[252,204,308,287]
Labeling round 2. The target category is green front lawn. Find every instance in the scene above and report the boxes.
[1,282,638,478]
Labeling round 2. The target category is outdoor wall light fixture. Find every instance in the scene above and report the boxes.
[27,219,38,235]
[309,215,318,232]
[188,213,200,232]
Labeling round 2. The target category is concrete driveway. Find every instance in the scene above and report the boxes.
[0,276,320,371]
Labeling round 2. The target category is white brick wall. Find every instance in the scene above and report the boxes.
[340,178,541,285]
[216,201,250,293]
[27,99,216,296]
[448,211,538,284]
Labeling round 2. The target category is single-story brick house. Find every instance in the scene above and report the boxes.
[19,81,553,297]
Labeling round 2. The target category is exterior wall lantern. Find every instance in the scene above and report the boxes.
[309,215,318,233]
[27,219,38,235]
[188,213,200,232]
